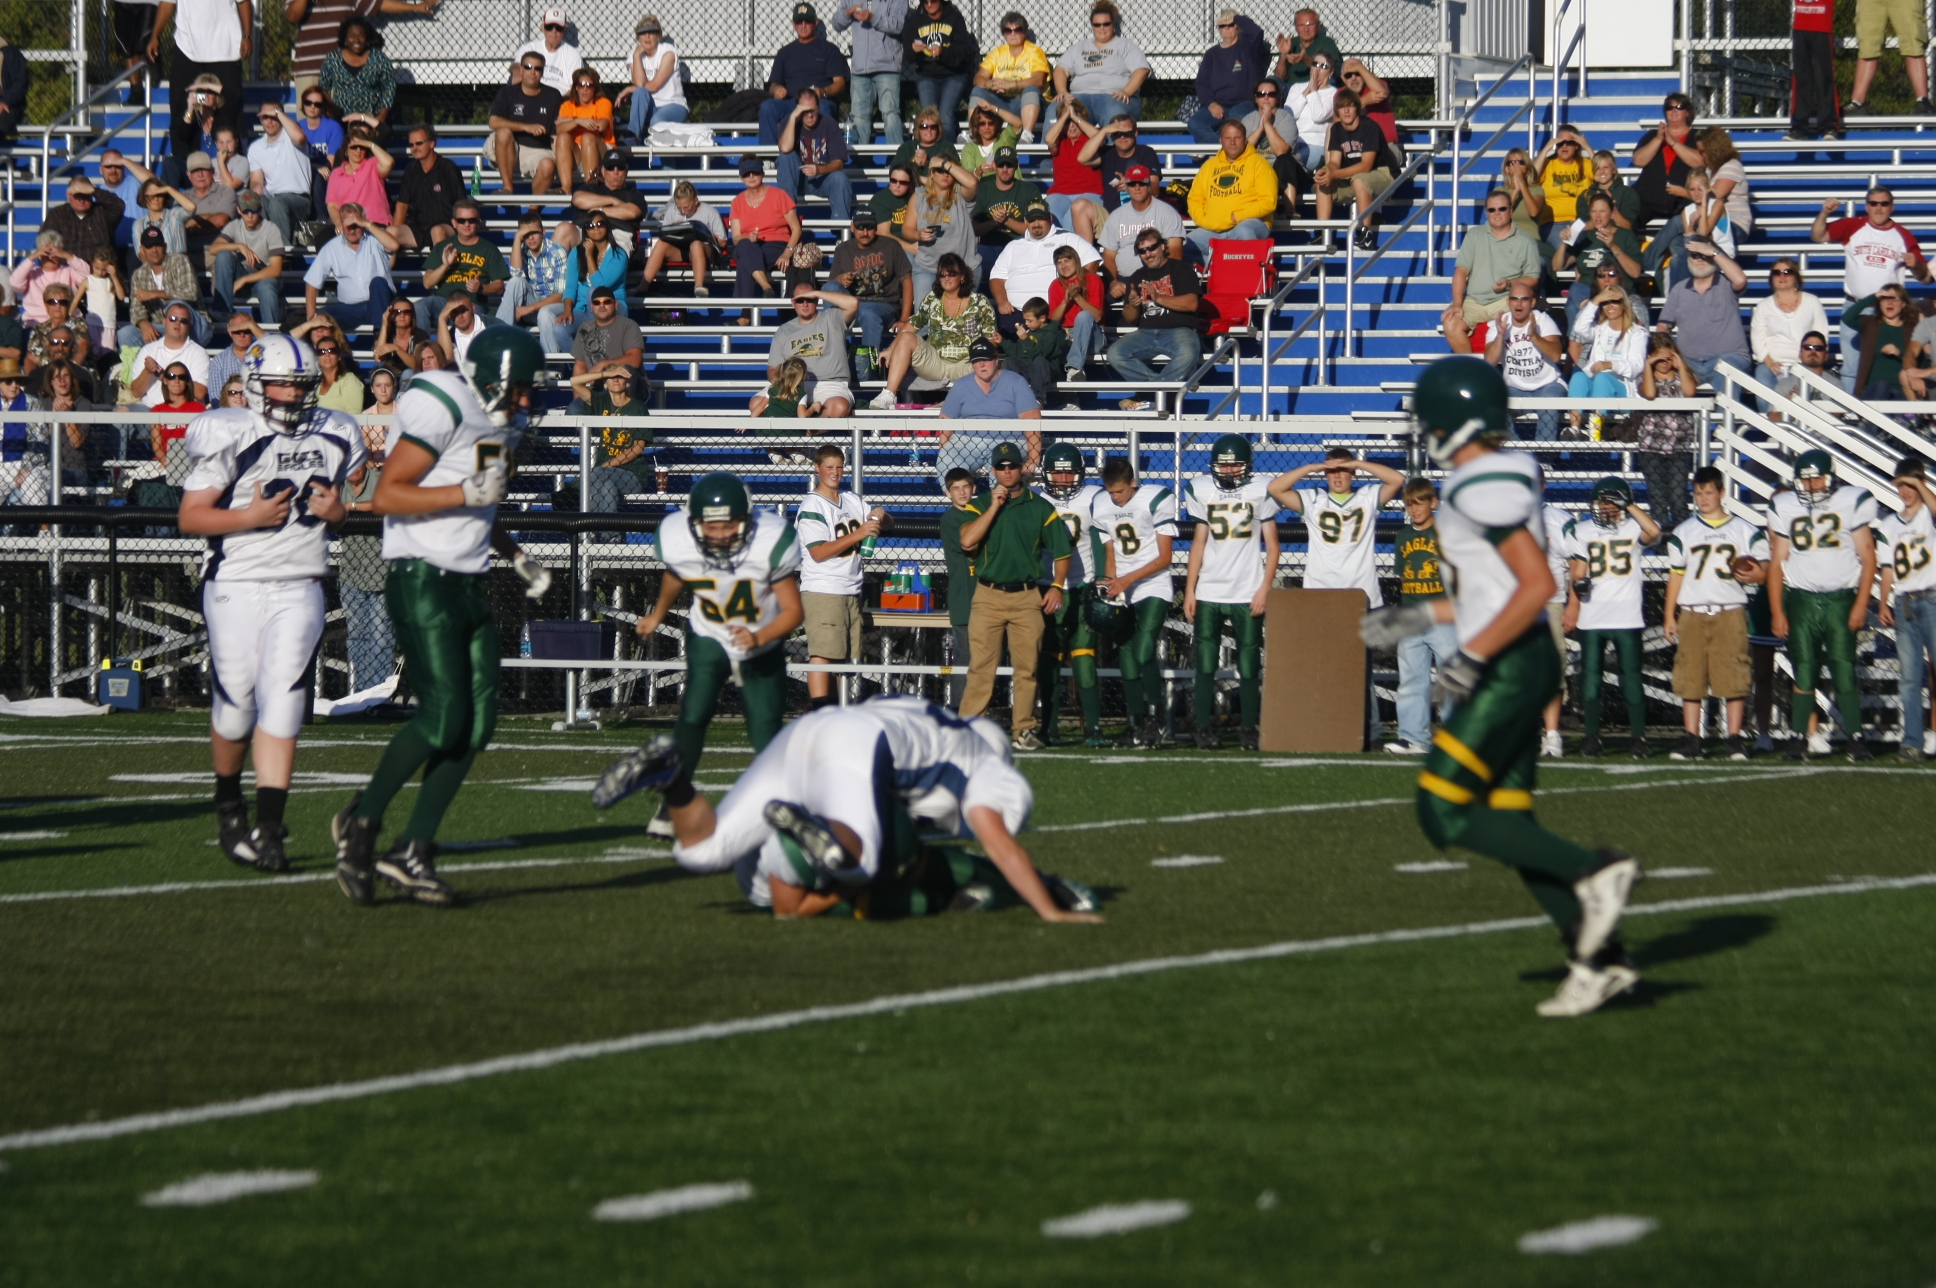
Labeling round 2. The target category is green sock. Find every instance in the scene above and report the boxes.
[1072,654,1101,733]
[1194,671,1217,727]
[1627,698,1648,739]
[1791,690,1815,737]
[1837,687,1863,739]
[1239,674,1261,729]
[1517,869,1584,929]
[1121,673,1145,724]
[401,746,477,842]
[673,719,706,781]
[357,725,434,821]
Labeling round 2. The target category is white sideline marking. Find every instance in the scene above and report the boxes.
[1151,855,1224,868]
[0,831,68,842]
[1395,860,1468,874]
[1042,1200,1191,1238]
[111,772,372,786]
[140,1170,318,1207]
[1,873,1929,1154]
[592,1181,754,1222]
[1518,1214,1660,1254]
[1648,867,1714,879]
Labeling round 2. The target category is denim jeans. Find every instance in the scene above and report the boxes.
[856,298,899,353]
[1052,92,1140,128]
[262,190,312,246]
[1395,619,1460,746]
[497,275,567,347]
[626,93,687,140]
[340,584,396,693]
[1896,592,1936,746]
[914,71,971,134]
[589,463,650,512]
[211,250,284,325]
[1514,376,1568,440]
[757,96,795,146]
[318,276,395,332]
[1045,192,1102,232]
[967,84,1042,130]
[851,72,904,144]
[1839,313,1861,393]
[1186,218,1270,262]
[1683,351,1753,394]
[775,158,855,220]
[1067,310,1101,372]
[1107,325,1202,382]
[1186,104,1240,144]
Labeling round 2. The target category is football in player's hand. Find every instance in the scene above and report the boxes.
[1732,555,1763,580]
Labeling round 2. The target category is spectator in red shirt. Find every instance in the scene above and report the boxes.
[1042,96,1105,244]
[1046,243,1103,379]
[1811,186,1932,390]
[1787,0,1844,140]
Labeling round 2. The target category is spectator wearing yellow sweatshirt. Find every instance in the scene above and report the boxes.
[1186,119,1278,260]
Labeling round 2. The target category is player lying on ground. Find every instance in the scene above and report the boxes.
[630,472,804,837]
[178,334,364,872]
[332,328,553,907]
[1361,357,1643,1018]
[592,696,1103,923]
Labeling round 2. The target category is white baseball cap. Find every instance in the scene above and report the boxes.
[542,7,568,25]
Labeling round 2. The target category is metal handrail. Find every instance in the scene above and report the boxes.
[37,61,154,220]
[1777,360,1936,462]
[1549,0,1587,134]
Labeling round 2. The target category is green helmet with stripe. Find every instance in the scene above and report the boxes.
[1043,442,1086,500]
[687,472,754,569]
[1085,589,1129,635]
[460,326,547,428]
[1591,475,1634,529]
[1793,448,1835,509]
[1209,433,1253,491]
[1411,357,1511,465]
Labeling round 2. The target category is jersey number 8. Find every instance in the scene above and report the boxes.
[1114,521,1142,556]
[1894,535,1931,578]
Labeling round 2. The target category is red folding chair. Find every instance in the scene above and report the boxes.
[1200,237,1277,336]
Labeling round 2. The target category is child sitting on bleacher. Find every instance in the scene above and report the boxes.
[1002,297,1067,407]
[751,356,822,421]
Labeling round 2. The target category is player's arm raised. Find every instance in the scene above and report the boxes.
[1359,457,1408,505]
[1265,461,1318,513]
[965,804,1103,924]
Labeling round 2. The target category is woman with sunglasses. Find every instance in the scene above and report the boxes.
[1532,126,1593,249]
[218,373,248,408]
[1554,192,1643,331]
[374,297,429,373]
[961,105,1019,179]
[969,11,1049,142]
[1847,284,1918,403]
[1630,92,1700,233]
[1052,0,1150,127]
[729,156,801,319]
[1565,291,1646,437]
[555,68,617,197]
[614,15,687,142]
[871,252,998,409]
[313,338,365,414]
[324,128,395,234]
[318,16,397,141]
[295,89,345,218]
[905,156,981,303]
[152,364,207,472]
[1042,97,1103,241]
[1750,259,1829,394]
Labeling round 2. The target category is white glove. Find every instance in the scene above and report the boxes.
[1359,602,1437,648]
[513,551,551,599]
[1431,650,1488,708]
[460,458,509,507]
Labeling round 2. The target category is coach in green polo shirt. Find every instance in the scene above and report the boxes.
[956,441,1073,749]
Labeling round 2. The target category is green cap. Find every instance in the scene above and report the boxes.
[991,441,1025,467]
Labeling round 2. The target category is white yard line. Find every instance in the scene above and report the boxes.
[1518,1215,1660,1254]
[591,1181,754,1222]
[1041,1200,1191,1238]
[1,872,1928,1154]
[140,1170,318,1207]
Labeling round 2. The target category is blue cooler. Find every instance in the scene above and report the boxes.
[99,657,144,711]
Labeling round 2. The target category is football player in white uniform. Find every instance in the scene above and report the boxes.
[178,334,363,872]
[1539,485,1575,757]
[1562,476,1661,758]
[1183,433,1280,750]
[796,443,884,710]
[1663,466,1766,760]
[1878,456,1936,761]
[1090,457,1179,747]
[1767,449,1880,760]
[592,696,1103,922]
[600,472,804,836]
[1037,443,1107,745]
[332,328,552,906]
[1362,359,1641,1018]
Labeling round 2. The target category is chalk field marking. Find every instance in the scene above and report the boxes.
[0,831,68,842]
[1151,855,1224,868]
[1517,1215,1660,1254]
[1042,1200,1191,1238]
[1648,867,1714,879]
[140,1170,318,1207]
[1,872,1929,1154]
[1395,860,1469,874]
[591,1181,754,1222]
[441,839,522,853]
[111,771,373,787]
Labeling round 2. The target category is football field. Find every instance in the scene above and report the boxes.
[1,711,1933,1286]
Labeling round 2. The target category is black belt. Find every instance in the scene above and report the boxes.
[1903,587,1936,602]
[977,578,1033,593]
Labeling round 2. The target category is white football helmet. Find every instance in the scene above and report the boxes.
[242,334,322,435]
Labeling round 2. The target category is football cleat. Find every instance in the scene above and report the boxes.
[1541,729,1564,758]
[1897,745,1926,763]
[1382,740,1428,755]
[947,882,997,913]
[762,800,850,879]
[1572,850,1641,964]
[375,839,454,907]
[1536,961,1640,1018]
[1084,733,1111,748]
[332,794,380,906]
[1579,734,1603,758]
[1808,731,1833,756]
[1785,738,1808,761]
[1725,735,1749,761]
[248,824,288,874]
[1240,727,1260,752]
[1669,734,1702,761]
[1138,716,1165,748]
[592,734,685,809]
[217,800,255,869]
[1848,740,1874,763]
[1629,737,1650,760]
[1195,728,1224,750]
[1044,874,1100,914]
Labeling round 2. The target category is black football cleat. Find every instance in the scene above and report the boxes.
[763,800,850,879]
[248,824,288,874]
[1580,734,1604,758]
[1240,727,1260,751]
[592,734,685,809]
[1194,727,1223,750]
[217,800,255,869]
[332,794,380,906]
[375,839,454,907]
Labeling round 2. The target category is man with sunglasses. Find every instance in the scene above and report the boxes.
[490,51,564,196]
[1188,10,1269,145]
[1078,113,1164,204]
[760,3,850,148]
[1812,186,1932,392]
[393,123,465,252]
[129,303,211,408]
[1443,190,1543,352]
[205,311,259,395]
[1271,7,1342,87]
[1098,164,1185,284]
[1107,231,1203,409]
[1629,93,1699,233]
[302,202,400,331]
[509,5,583,96]
[1484,286,1567,440]
[1655,237,1750,392]
[417,198,508,334]
[990,199,1100,337]
[970,145,1044,260]
[571,148,646,245]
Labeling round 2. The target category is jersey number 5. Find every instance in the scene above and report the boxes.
[687,577,760,623]
[1204,502,1255,540]
[1586,539,1634,577]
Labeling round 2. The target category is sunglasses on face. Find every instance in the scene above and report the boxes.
[1003,23,1025,32]
[315,346,340,355]
[453,216,480,225]
[544,22,565,30]
[889,176,911,185]
[1486,205,1511,213]
[164,370,190,380]
[1092,19,1113,28]
[164,315,189,325]
[993,462,1022,471]
[587,221,608,230]
[1217,21,1236,28]
[1688,252,1715,262]
[593,296,617,306]
[303,98,324,108]
[1255,89,1278,98]
[1772,267,1797,277]
[937,269,963,278]
[521,62,543,71]
[919,122,940,131]
[1801,343,1828,351]
[1869,198,1895,206]
[1137,244,1161,255]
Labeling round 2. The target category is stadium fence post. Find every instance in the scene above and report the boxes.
[849,420,864,495]
[579,423,591,513]
[106,520,118,664]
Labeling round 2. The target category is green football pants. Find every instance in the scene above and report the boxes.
[1784,587,1862,737]
[1039,585,1101,736]
[839,850,1019,920]
[1118,595,1170,722]
[1416,626,1601,933]
[1193,601,1263,729]
[675,633,788,778]
[1578,627,1645,739]
[355,559,498,840]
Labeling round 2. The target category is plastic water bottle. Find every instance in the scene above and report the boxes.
[469,156,482,197]
[860,532,878,559]
[519,622,531,657]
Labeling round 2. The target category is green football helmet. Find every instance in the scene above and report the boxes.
[1412,357,1511,465]
[1043,442,1086,500]
[687,472,755,568]
[461,326,547,428]
[1085,589,1129,635]
[1209,433,1253,491]
[1794,448,1835,509]
[1591,475,1634,529]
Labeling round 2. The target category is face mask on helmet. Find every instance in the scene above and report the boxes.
[1042,447,1085,500]
[1593,498,1626,528]
[1794,453,1834,508]
[1210,457,1251,491]
[243,336,322,435]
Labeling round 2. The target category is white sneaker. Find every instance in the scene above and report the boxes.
[1541,729,1564,758]
[1064,366,1084,383]
[1808,731,1832,756]
[1924,730,1934,755]
[1572,852,1640,963]
[1019,129,1037,144]
[692,285,710,298]
[1382,740,1427,755]
[1536,962,1640,1017]
[868,388,898,411]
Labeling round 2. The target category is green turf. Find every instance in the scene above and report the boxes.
[0,712,1932,1284]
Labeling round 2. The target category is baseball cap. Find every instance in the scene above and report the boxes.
[542,7,568,26]
[589,284,617,300]
[851,211,879,228]
[737,154,765,175]
[186,151,214,172]
[1123,163,1153,183]
[969,338,1001,363]
[139,226,165,247]
[237,191,263,212]
[1023,199,1051,221]
[990,440,1025,466]
[792,1,816,21]
[601,147,629,169]
[993,144,1018,166]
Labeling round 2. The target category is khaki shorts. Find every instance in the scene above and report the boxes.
[1321,165,1394,203]
[801,590,864,660]
[1671,606,1752,699]
[1548,609,1569,703]
[1858,0,1927,58]
[911,340,974,384]
[511,140,553,181]
[1462,295,1514,328]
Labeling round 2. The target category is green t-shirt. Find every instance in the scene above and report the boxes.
[589,389,653,486]
[965,487,1073,586]
[0,312,24,357]
[939,504,978,626]
[1583,180,1641,230]
[870,187,911,230]
[972,178,1044,248]
[1394,522,1448,601]
[434,237,510,301]
[891,140,960,173]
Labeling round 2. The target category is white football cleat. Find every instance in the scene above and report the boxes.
[645,802,677,838]
[1541,729,1564,758]
[1536,962,1640,1017]
[1808,731,1833,756]
[1572,851,1640,963]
